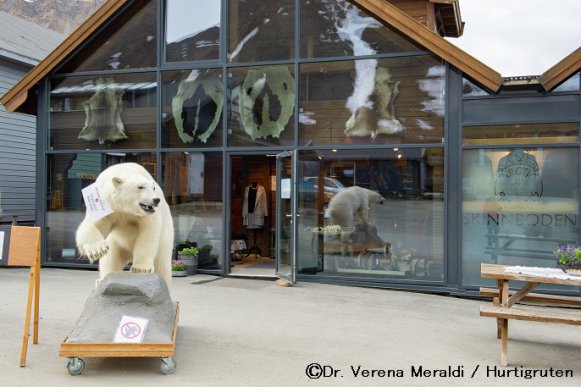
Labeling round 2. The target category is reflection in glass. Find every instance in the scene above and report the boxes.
[301,0,422,58]
[46,153,157,264]
[50,73,157,150]
[461,147,579,286]
[162,152,223,271]
[463,123,580,146]
[228,65,295,146]
[462,77,489,97]
[553,73,580,92]
[162,70,223,147]
[228,0,295,62]
[299,56,445,145]
[165,0,220,62]
[57,0,156,73]
[297,148,444,281]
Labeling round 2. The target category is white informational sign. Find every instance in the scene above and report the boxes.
[0,231,4,261]
[114,315,149,343]
[82,182,113,220]
[281,178,291,199]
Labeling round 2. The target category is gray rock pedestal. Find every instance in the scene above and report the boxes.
[66,273,176,343]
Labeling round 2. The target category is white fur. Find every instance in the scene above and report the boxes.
[75,163,174,287]
[327,186,384,243]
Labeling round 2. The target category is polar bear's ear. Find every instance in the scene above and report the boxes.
[112,177,123,187]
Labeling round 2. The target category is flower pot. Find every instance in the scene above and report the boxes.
[558,262,581,276]
[178,254,198,275]
[172,270,187,277]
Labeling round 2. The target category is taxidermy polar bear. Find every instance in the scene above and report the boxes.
[327,186,385,243]
[76,163,174,286]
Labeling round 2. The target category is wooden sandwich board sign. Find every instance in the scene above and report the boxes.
[6,226,41,367]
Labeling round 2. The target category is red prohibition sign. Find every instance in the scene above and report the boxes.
[121,321,142,339]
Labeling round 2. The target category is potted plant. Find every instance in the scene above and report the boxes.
[554,245,581,276]
[177,246,199,275]
[171,260,187,277]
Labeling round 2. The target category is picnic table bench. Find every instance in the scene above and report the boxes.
[479,263,581,366]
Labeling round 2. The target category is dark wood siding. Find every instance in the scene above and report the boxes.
[0,58,36,223]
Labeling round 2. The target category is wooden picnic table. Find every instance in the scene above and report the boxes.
[480,263,581,366]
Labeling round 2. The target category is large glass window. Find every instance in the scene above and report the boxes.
[299,56,445,146]
[462,147,579,286]
[301,0,423,59]
[297,148,444,281]
[162,69,224,147]
[228,0,295,63]
[165,0,221,62]
[162,152,224,271]
[57,0,157,73]
[50,73,157,150]
[228,65,295,147]
[46,153,157,264]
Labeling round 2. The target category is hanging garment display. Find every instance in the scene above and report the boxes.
[345,66,402,139]
[242,184,268,229]
[495,149,543,199]
[78,77,127,144]
[172,70,224,144]
[239,67,295,140]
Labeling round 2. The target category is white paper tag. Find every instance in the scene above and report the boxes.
[0,231,4,261]
[114,315,149,343]
[82,182,113,220]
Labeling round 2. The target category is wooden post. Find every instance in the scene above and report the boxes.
[500,279,509,366]
[7,226,41,367]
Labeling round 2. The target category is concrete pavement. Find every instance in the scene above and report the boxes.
[0,267,580,386]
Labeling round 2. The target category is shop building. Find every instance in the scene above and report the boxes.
[0,12,63,225]
[1,0,580,295]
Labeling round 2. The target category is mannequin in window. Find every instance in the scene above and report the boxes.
[243,182,268,257]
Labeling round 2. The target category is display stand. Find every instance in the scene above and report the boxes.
[6,226,42,367]
[59,302,180,375]
[245,228,262,258]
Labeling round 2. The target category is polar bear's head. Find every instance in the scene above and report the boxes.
[369,190,385,205]
[109,175,162,216]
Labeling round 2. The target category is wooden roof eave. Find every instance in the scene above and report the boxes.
[0,0,130,114]
[539,47,581,91]
[352,0,502,91]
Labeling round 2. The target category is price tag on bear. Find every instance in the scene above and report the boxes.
[82,182,113,220]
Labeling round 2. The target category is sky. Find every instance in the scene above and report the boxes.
[447,0,581,77]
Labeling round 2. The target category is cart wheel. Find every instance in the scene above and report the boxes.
[67,357,85,376]
[160,357,176,375]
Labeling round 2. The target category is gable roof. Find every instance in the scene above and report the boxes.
[0,0,520,114]
[0,11,64,66]
[539,47,581,91]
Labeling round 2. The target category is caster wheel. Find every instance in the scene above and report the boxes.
[160,357,176,375]
[67,357,85,376]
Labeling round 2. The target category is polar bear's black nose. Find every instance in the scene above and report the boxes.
[153,198,161,206]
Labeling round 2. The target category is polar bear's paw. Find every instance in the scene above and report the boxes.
[81,240,110,263]
[130,263,154,274]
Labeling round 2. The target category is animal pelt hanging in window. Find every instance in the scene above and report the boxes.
[78,77,128,145]
[345,66,402,139]
[239,67,295,140]
[172,70,224,144]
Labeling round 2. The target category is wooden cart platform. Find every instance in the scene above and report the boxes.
[59,302,179,375]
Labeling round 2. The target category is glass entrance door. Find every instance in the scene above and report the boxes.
[275,151,295,283]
